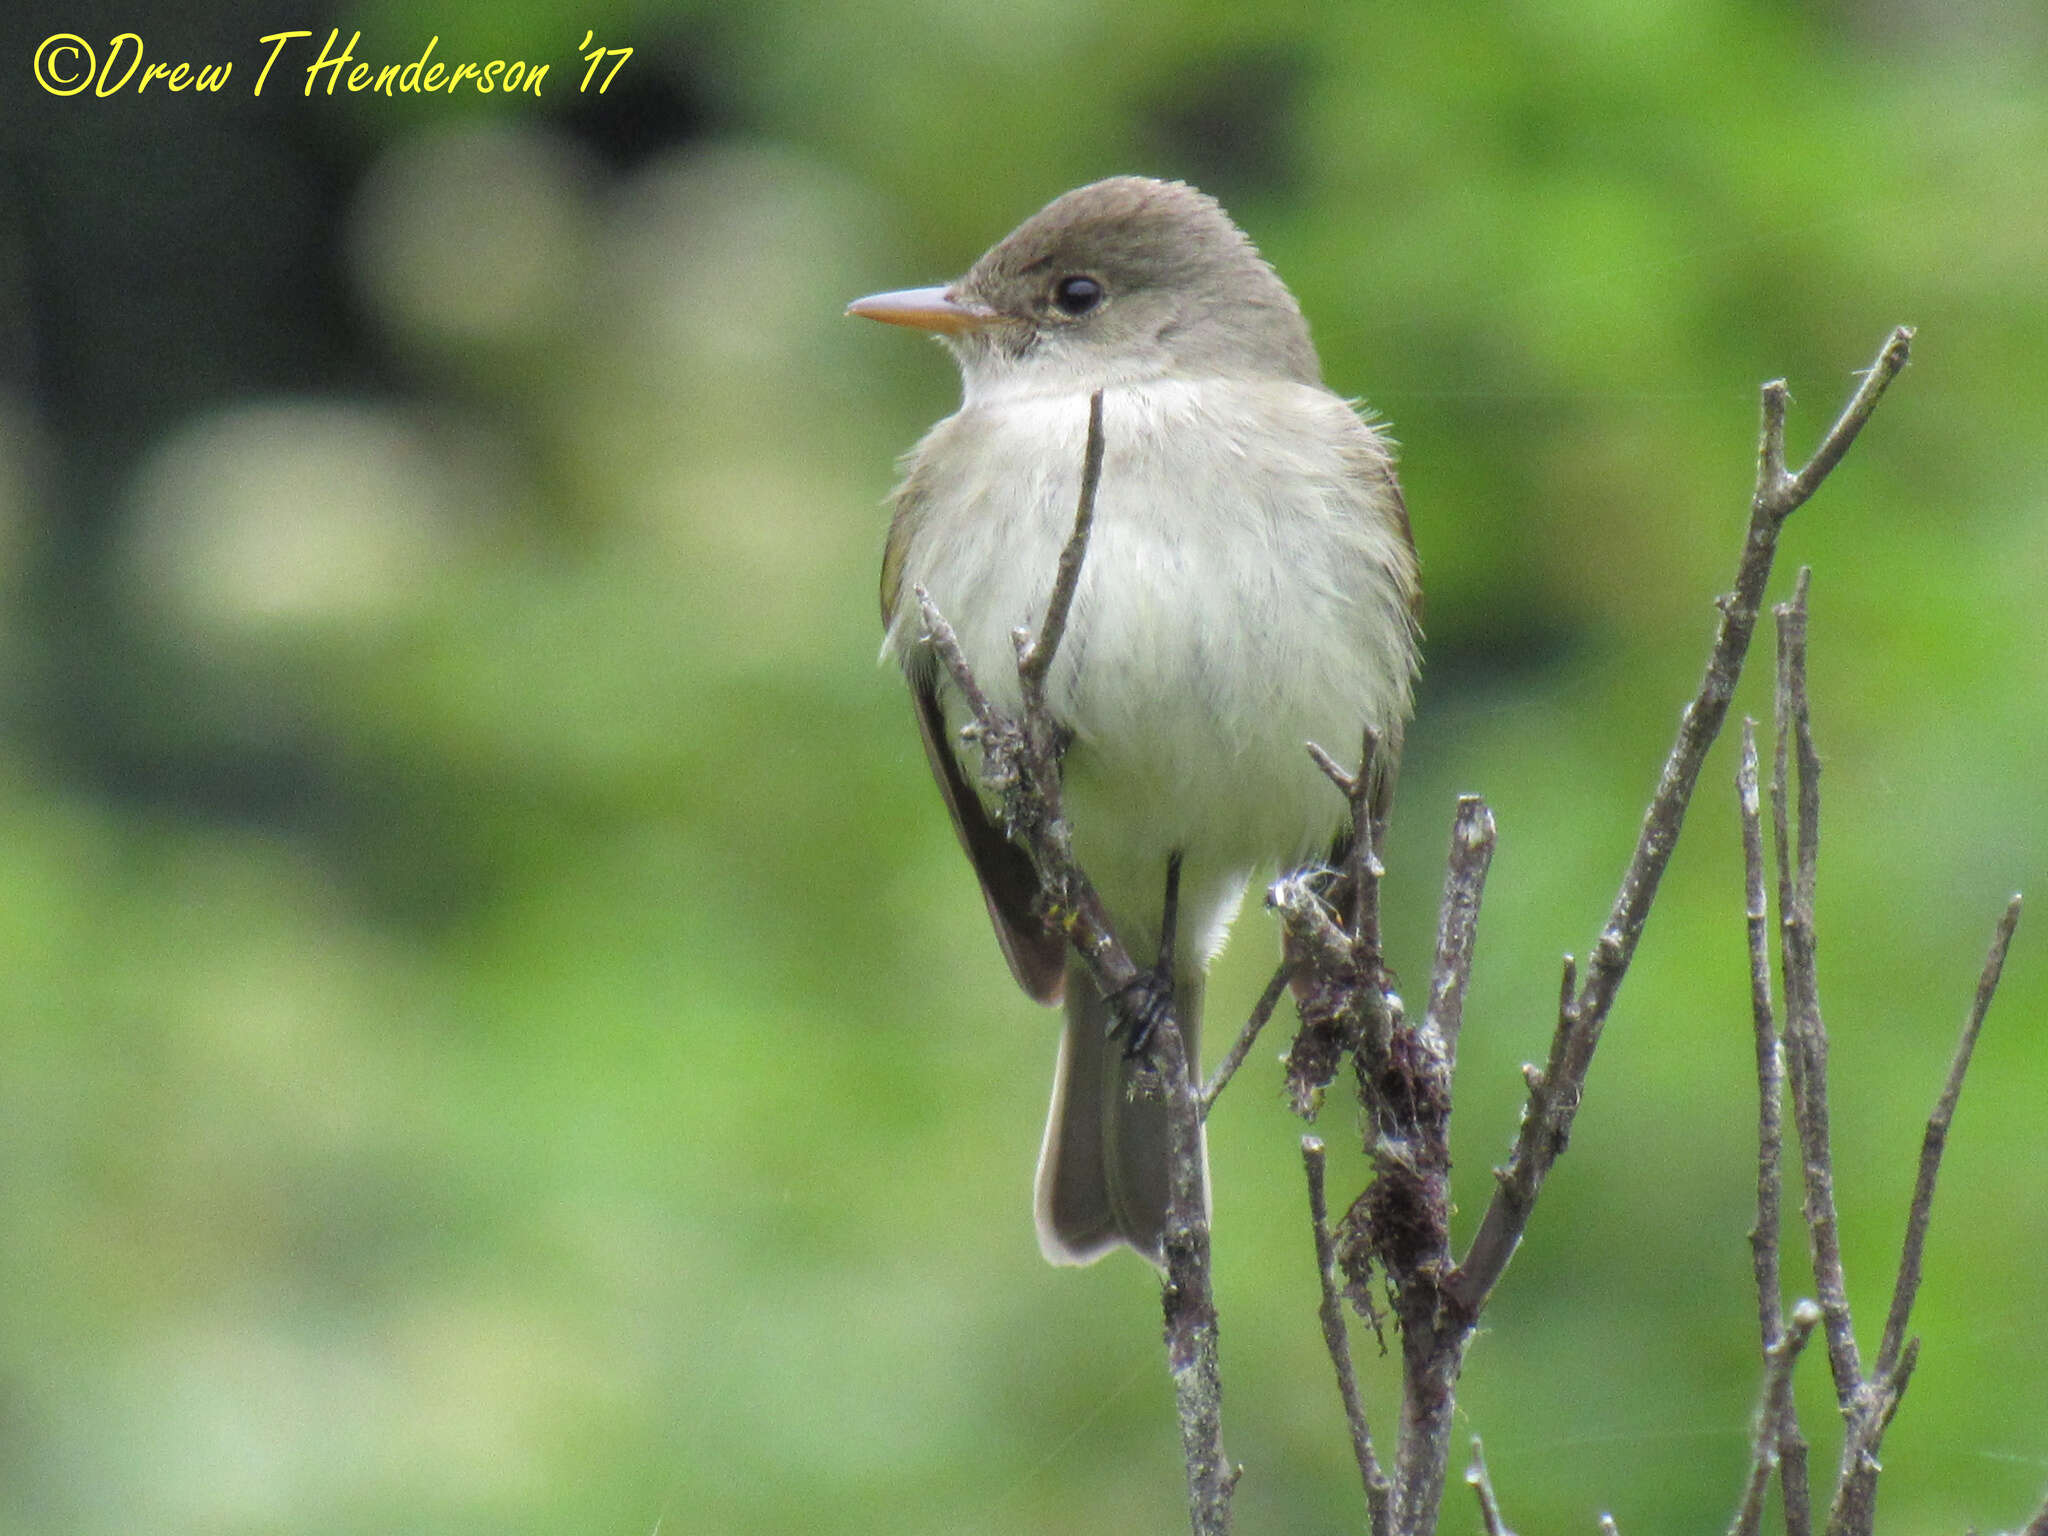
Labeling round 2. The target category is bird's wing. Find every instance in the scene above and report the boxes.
[881,422,1068,1007]
[1325,397,1423,837]
[908,663,1068,1004]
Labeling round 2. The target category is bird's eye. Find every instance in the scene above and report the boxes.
[1051,275,1103,316]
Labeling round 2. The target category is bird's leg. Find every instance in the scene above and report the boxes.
[1111,851,1182,1059]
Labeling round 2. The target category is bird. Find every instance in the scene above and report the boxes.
[849,176,1420,1266]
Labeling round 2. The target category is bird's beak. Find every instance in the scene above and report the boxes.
[846,286,1000,335]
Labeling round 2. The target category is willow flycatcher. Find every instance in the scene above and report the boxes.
[851,177,1420,1265]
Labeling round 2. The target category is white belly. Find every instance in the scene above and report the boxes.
[887,376,1417,957]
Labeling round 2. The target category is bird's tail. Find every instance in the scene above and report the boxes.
[1034,956,1208,1267]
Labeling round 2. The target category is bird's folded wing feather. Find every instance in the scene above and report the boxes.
[910,667,1067,1005]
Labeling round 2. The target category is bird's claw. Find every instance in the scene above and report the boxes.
[1109,965,1176,1060]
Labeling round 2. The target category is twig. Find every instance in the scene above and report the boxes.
[1141,841,1231,1534]
[913,390,1127,1008]
[920,586,1141,1005]
[1158,996,1232,1536]
[1276,734,1408,1119]
[1875,894,2022,1378]
[1751,571,2026,1536]
[1305,1137,1392,1536]
[1309,729,1386,963]
[1780,341,1913,507]
[1201,961,1293,1116]
[1730,1300,1823,1536]
[1737,721,1785,1352]
[1308,731,1393,1061]
[1771,576,1863,1406]
[1737,719,1813,1536]
[918,390,1233,1534]
[1017,388,1106,696]
[1465,1439,1517,1536]
[1294,738,1460,1536]
[917,590,998,726]
[1826,895,2022,1536]
[1448,327,1913,1321]
[1780,1426,1815,1536]
[1422,796,1495,1072]
[1334,334,1911,1536]
[1767,577,1877,1534]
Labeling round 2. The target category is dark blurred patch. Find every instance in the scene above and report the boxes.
[1,0,391,895]
[60,643,542,933]
[1413,611,1582,707]
[15,94,370,519]
[552,24,730,172]
[1137,48,1307,202]
[0,1,760,889]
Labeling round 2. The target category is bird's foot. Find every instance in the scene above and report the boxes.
[1106,849,1185,1062]
[1108,964,1177,1061]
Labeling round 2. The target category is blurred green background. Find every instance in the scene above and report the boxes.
[2,1,2043,1532]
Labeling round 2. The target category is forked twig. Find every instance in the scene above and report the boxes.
[1743,573,2024,1536]
[1449,327,1913,1322]
[1262,332,1915,1536]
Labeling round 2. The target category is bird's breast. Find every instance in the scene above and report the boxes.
[889,377,1416,886]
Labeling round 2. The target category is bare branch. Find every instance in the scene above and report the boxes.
[1016,389,1106,695]
[1738,719,1815,1536]
[916,587,997,729]
[1825,894,2021,1536]
[1780,1425,1815,1536]
[1756,380,1790,494]
[1280,731,1410,1125]
[1465,1439,1517,1536]
[914,393,1130,1008]
[1295,743,1464,1536]
[1201,961,1293,1117]
[1422,796,1495,1071]
[1271,871,1363,1119]
[1156,1006,1232,1536]
[1309,727,1390,992]
[1771,576,1863,1405]
[1753,327,1912,519]
[1876,894,2023,1378]
[1445,329,1913,1319]
[1730,1300,1823,1536]
[1305,1137,1392,1536]
[921,393,1232,1533]
[1737,720,1788,1355]
[1452,948,1579,1314]
[1753,572,2026,1536]
[1306,738,1357,793]
[1781,329,1914,508]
